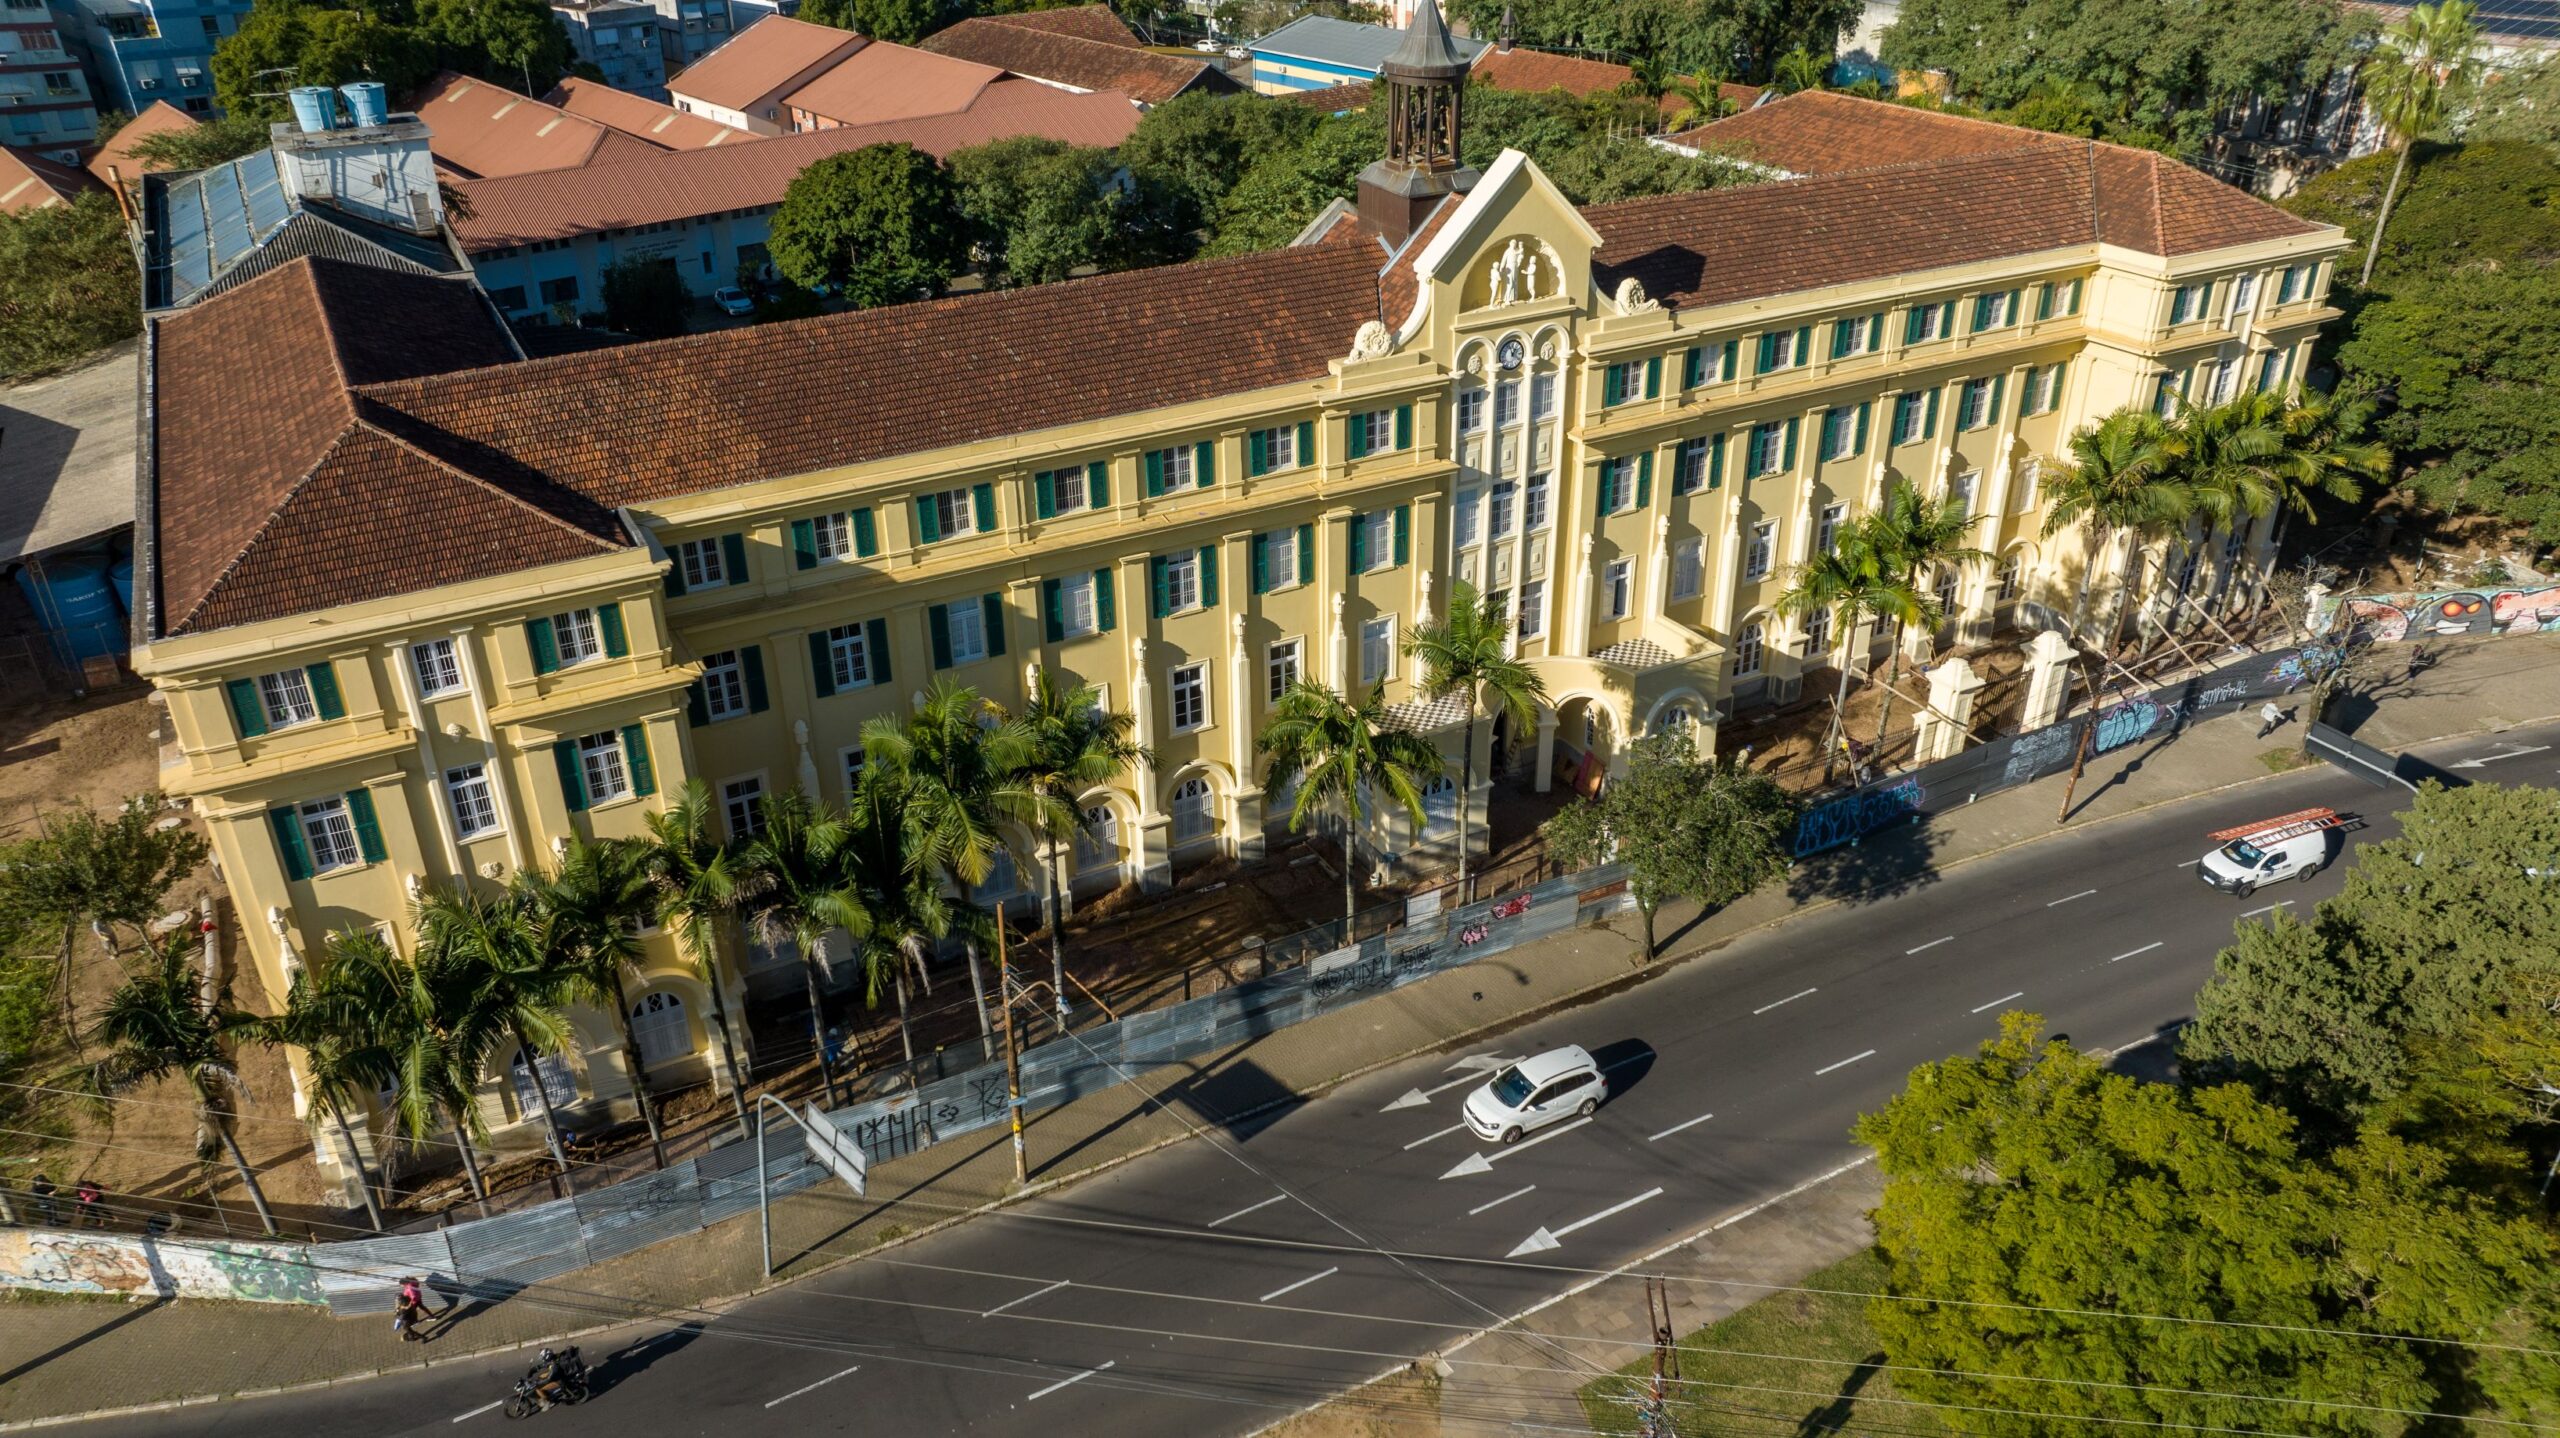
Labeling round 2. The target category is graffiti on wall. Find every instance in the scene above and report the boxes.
[0,1230,322,1305]
[2331,586,2560,643]
[1793,778,1926,857]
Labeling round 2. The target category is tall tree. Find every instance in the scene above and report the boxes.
[733,790,871,1107]
[1403,581,1547,905]
[531,838,669,1164]
[339,915,503,1209]
[211,1,437,122]
[1260,680,1447,928]
[840,765,960,1065]
[768,144,967,308]
[637,782,752,1131]
[413,884,579,1180]
[0,794,207,1053]
[1017,673,1148,1023]
[1860,481,1988,753]
[1774,529,1926,779]
[255,933,396,1231]
[0,192,142,383]
[2040,408,2191,640]
[1541,728,1792,961]
[949,138,1170,287]
[415,0,575,95]
[2356,0,2480,285]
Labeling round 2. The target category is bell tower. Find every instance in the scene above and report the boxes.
[1358,0,1479,247]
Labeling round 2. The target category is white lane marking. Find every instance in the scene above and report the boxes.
[1647,1112,1714,1142]
[2107,941,2165,964]
[2240,899,2295,918]
[1752,987,1818,1015]
[1383,1069,1507,1112]
[452,1401,505,1424]
[1815,1050,1877,1076]
[1468,1185,1536,1216]
[1403,1122,1467,1151]
[2047,888,2098,907]
[1259,1266,1340,1303]
[2178,859,2201,868]
[981,1279,1069,1318]
[1441,1116,1594,1178]
[1509,1187,1666,1256]
[1906,936,1952,954]
[1970,992,2024,1015]
[1205,1194,1286,1228]
[764,1365,861,1409]
[1027,1360,1115,1401]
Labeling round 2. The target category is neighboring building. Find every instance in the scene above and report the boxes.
[545,73,743,149]
[1652,87,2075,172]
[666,13,859,133]
[640,0,765,73]
[411,72,670,179]
[920,6,1240,109]
[553,0,671,99]
[2,0,98,159]
[458,85,1139,315]
[46,0,246,119]
[0,137,90,210]
[132,0,2341,1196]
[778,38,1005,130]
[1471,37,1762,117]
[85,96,194,191]
[1247,13,1486,96]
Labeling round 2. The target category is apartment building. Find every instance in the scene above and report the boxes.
[46,0,243,118]
[129,26,2343,1186]
[553,0,671,100]
[2,0,97,159]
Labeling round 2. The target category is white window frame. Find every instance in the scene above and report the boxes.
[1602,561,1633,620]
[1821,406,1857,461]
[1911,304,1946,342]
[1169,662,1209,733]
[1804,603,1833,653]
[945,600,989,665]
[1489,481,1517,539]
[1163,552,1202,613]
[577,731,633,804]
[1816,503,1846,555]
[721,774,766,840]
[1607,360,1644,403]
[1838,314,1878,356]
[1494,378,1520,427]
[1358,409,1395,452]
[1745,521,1776,581]
[1158,445,1195,490]
[258,669,319,729]
[1170,775,1215,844]
[1960,379,1993,432]
[1735,621,1765,677]
[1260,426,1298,470]
[1768,329,1799,368]
[824,623,875,691]
[1671,539,1704,601]
[1524,472,1551,532]
[1453,489,1482,549]
[1949,471,1979,516]
[298,797,362,873]
[1457,387,1485,434]
[1074,803,1121,872]
[1267,637,1302,703]
[411,639,465,698]
[1531,371,1557,416]
[699,649,749,720]
[1058,572,1100,638]
[1263,527,1303,587]
[1518,579,1546,639]
[1360,616,1396,686]
[2014,458,2042,512]
[2227,272,2257,319]
[924,486,972,541]
[840,744,867,792]
[674,536,731,590]
[1041,469,1090,517]
[445,763,500,839]
[1980,290,2013,328]
[552,607,603,667]
[1359,510,1394,572]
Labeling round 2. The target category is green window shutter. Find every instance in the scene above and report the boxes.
[1198,547,1218,608]
[1349,513,1368,571]
[808,631,836,699]
[1635,453,1652,509]
[1793,327,1810,365]
[1087,461,1108,508]
[916,495,941,545]
[1150,557,1170,619]
[1603,365,1623,405]
[1867,311,1883,346]
[1196,441,1215,487]
[928,603,953,669]
[621,724,655,797]
[300,665,340,722]
[554,739,589,814]
[1925,387,1941,437]
[719,533,747,585]
[268,806,312,881]
[1905,306,1925,344]
[1394,403,1412,449]
[1251,533,1270,594]
[2050,361,2067,409]
[1988,374,2005,421]
[1296,420,1313,466]
[687,679,709,727]
[1145,449,1166,497]
[866,618,891,682]
[345,788,386,864]
[1644,356,1661,399]
[1043,578,1065,643]
[1249,429,1269,476]
[1937,301,1955,334]
[1347,415,1369,460]
[527,617,560,675]
[1393,504,1410,565]
[2020,369,2037,416]
[598,603,628,659]
[226,678,267,738]
[1708,433,1725,489]
[2066,279,2083,315]
[1683,346,1703,387]
[2036,283,2055,321]
[2005,288,2022,324]
[742,645,768,712]
[1854,401,1870,454]
[853,508,878,557]
[1719,339,1736,379]
[1971,295,1990,332]
[1296,523,1314,584]
[1782,417,1799,471]
[1754,334,1775,374]
[791,518,818,569]
[1094,569,1115,632]
[983,594,1007,657]
[1036,470,1058,519]
[1820,408,1841,457]
[1831,321,1852,360]
[971,482,996,533]
[1596,463,1615,518]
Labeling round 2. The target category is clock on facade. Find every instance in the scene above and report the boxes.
[1496,337,1525,370]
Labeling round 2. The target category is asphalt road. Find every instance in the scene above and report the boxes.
[64,721,2560,1438]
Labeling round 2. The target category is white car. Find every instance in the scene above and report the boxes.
[1192,38,1219,51]
[2198,828,2328,897]
[712,286,756,317]
[1224,44,1248,58]
[1462,1045,1606,1145]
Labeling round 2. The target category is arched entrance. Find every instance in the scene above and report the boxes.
[1548,694,1618,795]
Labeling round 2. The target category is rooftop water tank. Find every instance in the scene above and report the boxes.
[16,553,126,665]
[339,81,388,128]
[107,552,133,616]
[287,86,338,134]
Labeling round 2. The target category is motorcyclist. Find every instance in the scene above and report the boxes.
[526,1346,585,1406]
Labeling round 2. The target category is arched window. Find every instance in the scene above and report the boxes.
[1735,621,1765,677]
[1997,551,2025,603]
[972,847,1019,903]
[628,990,691,1068]
[1170,777,1216,843]
[509,1047,577,1117]
[1933,566,1960,617]
[1074,804,1120,872]
[1658,704,1696,734]
[1804,604,1833,654]
[1421,776,1457,837]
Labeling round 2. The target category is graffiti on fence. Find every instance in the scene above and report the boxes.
[2328,585,2560,643]
[0,1230,321,1304]
[1793,778,1926,857]
[2094,698,2162,754]
[2002,724,2077,787]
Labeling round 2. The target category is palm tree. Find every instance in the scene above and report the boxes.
[2175,392,2292,533]
[256,933,396,1231]
[2042,409,2193,644]
[62,934,277,1235]
[732,789,870,1107]
[841,767,960,1064]
[1861,482,1991,754]
[1770,49,1831,95]
[532,838,670,1166]
[637,782,752,1132]
[861,680,1043,1062]
[413,883,579,1182]
[1403,580,1546,904]
[345,924,503,1213]
[2357,0,2480,285]
[1774,533,1928,781]
[1018,672,1148,1024]
[1657,71,1732,130]
[1258,680,1447,928]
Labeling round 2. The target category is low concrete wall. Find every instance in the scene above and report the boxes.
[0,1229,322,1305]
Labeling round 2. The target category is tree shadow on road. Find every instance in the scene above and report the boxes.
[1783,812,1946,910]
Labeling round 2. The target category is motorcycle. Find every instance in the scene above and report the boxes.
[503,1346,590,1419]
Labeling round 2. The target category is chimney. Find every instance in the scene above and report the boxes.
[1498,2,1514,52]
[269,109,445,236]
[1357,0,1479,248]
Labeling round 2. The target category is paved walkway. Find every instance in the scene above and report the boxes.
[4,634,2554,1430]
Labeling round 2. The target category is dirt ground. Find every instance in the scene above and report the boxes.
[1716,633,2035,793]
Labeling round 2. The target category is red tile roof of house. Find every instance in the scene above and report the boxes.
[449,85,1140,251]
[780,38,1006,125]
[920,13,1234,107]
[0,145,97,215]
[413,73,668,179]
[666,16,865,114]
[1283,80,1372,110]
[544,77,745,151]
[978,4,1144,46]
[1657,88,2064,173]
[87,102,200,190]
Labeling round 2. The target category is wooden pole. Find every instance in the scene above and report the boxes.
[998,919,1027,1188]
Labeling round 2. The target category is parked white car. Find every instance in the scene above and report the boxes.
[1463,1046,1606,1144]
[713,286,756,317]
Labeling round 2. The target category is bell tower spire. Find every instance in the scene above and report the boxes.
[1358,0,1479,247]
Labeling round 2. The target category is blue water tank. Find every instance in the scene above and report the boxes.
[107,553,134,615]
[287,86,338,133]
[16,554,126,663]
[339,82,388,128]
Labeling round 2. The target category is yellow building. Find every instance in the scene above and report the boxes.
[129,51,2345,1191]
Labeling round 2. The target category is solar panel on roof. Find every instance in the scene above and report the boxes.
[241,153,291,241]
[203,161,251,265]
[162,173,213,303]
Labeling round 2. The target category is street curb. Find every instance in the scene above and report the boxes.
[8,711,2545,1432]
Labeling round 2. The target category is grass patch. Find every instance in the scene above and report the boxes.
[1577,1249,1901,1437]
[2257,747,2319,773]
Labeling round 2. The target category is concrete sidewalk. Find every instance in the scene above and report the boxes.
[5,633,2554,1430]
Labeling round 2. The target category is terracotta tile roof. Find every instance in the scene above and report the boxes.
[1657,88,2065,173]
[86,102,199,190]
[666,16,865,114]
[1283,80,1372,110]
[148,258,606,636]
[360,242,1385,509]
[1470,46,1630,98]
[1377,192,1461,330]
[977,4,1142,46]
[543,77,746,150]
[781,38,1004,125]
[0,145,97,215]
[920,15,1234,107]
[413,73,666,179]
[449,86,1140,251]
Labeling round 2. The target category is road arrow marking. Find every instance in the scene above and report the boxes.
[1443,1151,1494,1178]
[1440,1116,1593,1178]
[1382,1089,1431,1111]
[1383,1067,1510,1112]
[1446,1052,1510,1074]
[1508,1187,1665,1257]
[2452,744,2551,770]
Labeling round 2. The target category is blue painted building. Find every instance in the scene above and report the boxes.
[49,0,249,117]
[1246,14,1483,96]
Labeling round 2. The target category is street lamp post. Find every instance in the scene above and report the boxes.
[998,919,1028,1188]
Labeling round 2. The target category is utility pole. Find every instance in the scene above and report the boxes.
[1638,1275,1679,1438]
[998,918,1028,1188]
